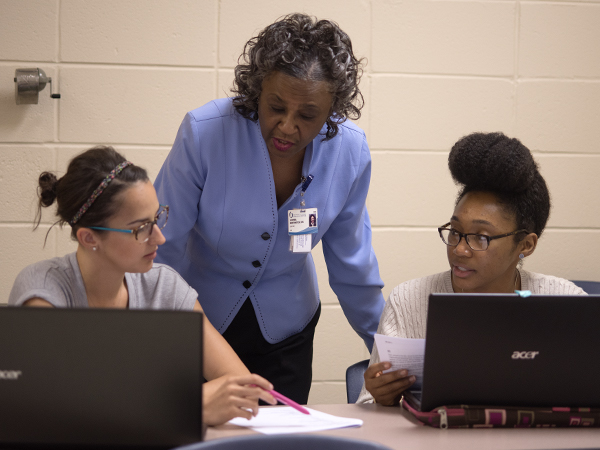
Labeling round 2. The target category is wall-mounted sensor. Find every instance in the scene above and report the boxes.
[14,68,61,105]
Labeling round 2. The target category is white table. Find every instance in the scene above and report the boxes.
[205,403,600,450]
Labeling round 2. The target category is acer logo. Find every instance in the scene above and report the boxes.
[511,351,539,360]
[0,370,22,380]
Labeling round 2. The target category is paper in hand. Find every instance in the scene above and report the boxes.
[374,334,425,390]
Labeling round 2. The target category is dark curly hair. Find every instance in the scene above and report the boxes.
[448,132,551,239]
[35,146,149,241]
[232,13,364,140]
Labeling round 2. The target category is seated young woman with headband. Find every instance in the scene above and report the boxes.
[8,146,276,425]
[357,132,586,405]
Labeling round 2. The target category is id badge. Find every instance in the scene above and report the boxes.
[288,208,318,253]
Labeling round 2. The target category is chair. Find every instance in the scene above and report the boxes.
[346,359,370,403]
[571,280,600,294]
[172,434,393,450]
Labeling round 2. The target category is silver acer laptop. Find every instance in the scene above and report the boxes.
[0,307,204,449]
[407,293,600,412]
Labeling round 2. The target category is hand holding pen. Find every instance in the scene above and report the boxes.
[203,374,277,425]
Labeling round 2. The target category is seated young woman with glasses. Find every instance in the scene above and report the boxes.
[357,132,586,405]
[8,146,276,425]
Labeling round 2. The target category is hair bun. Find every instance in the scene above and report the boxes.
[38,172,59,207]
[448,132,538,194]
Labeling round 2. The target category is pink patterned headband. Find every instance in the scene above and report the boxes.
[70,161,133,225]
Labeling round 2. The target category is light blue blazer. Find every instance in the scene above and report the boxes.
[154,98,384,349]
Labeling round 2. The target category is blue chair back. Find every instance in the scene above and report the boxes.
[346,359,370,403]
[172,434,393,450]
[571,280,600,294]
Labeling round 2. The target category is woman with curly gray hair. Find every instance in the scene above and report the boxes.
[154,13,385,404]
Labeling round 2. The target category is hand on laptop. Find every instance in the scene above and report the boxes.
[203,374,276,426]
[364,361,416,406]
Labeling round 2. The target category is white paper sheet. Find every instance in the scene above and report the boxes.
[292,234,312,252]
[227,406,363,434]
[374,333,425,390]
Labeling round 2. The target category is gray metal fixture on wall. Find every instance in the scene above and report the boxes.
[14,68,61,105]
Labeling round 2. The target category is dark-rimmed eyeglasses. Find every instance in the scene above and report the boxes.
[438,222,528,251]
[88,205,169,243]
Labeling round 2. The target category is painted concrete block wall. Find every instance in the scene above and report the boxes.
[1,0,599,405]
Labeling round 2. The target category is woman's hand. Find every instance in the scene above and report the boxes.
[364,361,416,406]
[202,373,277,426]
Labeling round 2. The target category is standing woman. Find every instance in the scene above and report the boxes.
[154,13,385,403]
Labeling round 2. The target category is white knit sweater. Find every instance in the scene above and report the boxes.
[356,269,587,404]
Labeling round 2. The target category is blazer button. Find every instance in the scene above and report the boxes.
[261,232,270,240]
[252,260,261,268]
[243,280,252,289]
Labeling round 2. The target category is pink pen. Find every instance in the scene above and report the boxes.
[268,389,311,415]
[252,385,310,415]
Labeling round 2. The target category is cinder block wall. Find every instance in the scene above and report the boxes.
[1,0,599,404]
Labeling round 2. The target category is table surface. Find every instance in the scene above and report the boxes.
[206,404,600,450]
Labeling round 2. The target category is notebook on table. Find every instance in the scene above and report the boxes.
[406,293,600,412]
[0,307,204,449]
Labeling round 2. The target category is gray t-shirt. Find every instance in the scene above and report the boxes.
[8,252,198,310]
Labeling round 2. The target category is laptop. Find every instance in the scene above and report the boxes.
[406,293,600,412]
[0,307,204,449]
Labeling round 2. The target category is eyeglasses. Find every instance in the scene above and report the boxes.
[88,205,169,243]
[438,222,528,251]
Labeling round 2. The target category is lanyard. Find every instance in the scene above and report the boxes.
[300,174,314,208]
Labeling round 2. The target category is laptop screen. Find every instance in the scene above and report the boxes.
[419,293,600,412]
[0,307,203,449]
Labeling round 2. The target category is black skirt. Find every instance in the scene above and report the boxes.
[222,298,321,404]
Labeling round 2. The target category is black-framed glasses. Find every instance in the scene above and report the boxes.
[438,222,528,251]
[89,205,169,243]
